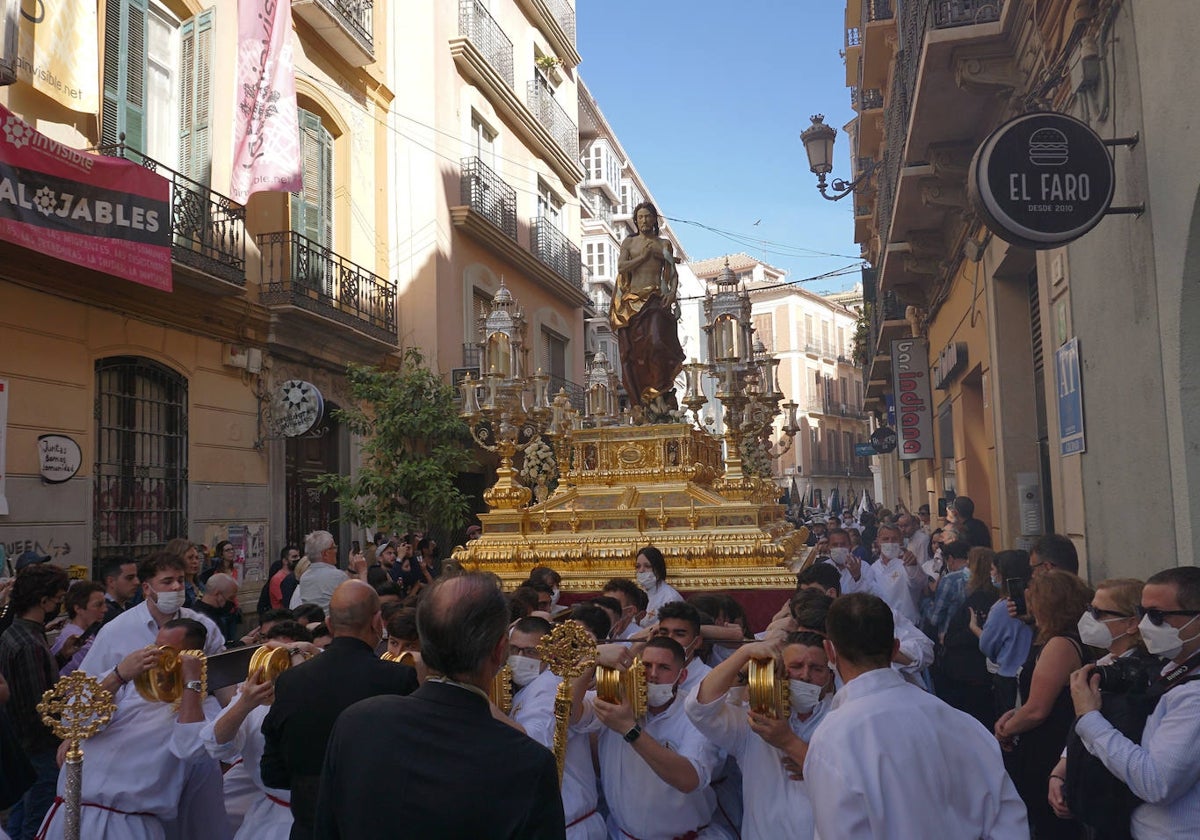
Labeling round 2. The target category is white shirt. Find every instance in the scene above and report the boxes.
[820,557,870,595]
[574,689,726,840]
[803,667,1028,839]
[679,657,712,697]
[1076,663,1200,839]
[289,561,347,611]
[80,600,226,677]
[865,556,925,626]
[38,685,210,840]
[686,690,829,840]
[201,691,293,840]
[905,528,930,564]
[640,581,683,627]
[512,670,601,832]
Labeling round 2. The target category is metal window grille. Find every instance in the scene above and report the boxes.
[94,357,189,562]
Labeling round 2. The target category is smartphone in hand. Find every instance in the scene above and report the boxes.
[1006,577,1027,616]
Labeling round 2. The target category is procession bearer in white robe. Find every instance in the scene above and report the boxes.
[571,636,729,840]
[685,632,832,840]
[37,620,213,840]
[803,593,1028,840]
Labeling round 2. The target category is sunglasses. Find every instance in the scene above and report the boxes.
[1135,606,1200,626]
[1085,605,1132,621]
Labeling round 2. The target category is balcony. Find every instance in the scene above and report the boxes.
[858,88,883,111]
[531,216,582,291]
[527,78,578,160]
[291,0,373,68]
[458,0,513,89]
[515,0,581,67]
[450,28,584,185]
[861,0,895,90]
[865,0,893,20]
[258,231,397,345]
[100,145,245,291]
[549,374,585,412]
[933,0,1003,28]
[865,291,909,397]
[460,157,517,241]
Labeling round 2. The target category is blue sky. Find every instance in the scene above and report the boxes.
[576,2,863,293]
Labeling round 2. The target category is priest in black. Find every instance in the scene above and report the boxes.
[261,580,417,840]
[314,573,565,840]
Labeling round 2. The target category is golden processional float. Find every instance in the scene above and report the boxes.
[452,263,810,592]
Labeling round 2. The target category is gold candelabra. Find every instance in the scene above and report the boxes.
[38,672,116,840]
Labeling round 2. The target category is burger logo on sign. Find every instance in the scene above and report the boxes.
[1028,128,1069,166]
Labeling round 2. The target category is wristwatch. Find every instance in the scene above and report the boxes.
[184,679,204,694]
[623,724,642,744]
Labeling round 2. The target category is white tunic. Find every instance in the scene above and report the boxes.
[79,601,226,678]
[819,557,870,595]
[201,692,293,840]
[803,667,1028,840]
[865,556,925,626]
[512,670,604,840]
[36,686,211,840]
[574,689,729,840]
[685,690,829,840]
[639,581,683,627]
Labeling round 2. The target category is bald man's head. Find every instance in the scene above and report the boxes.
[206,573,239,600]
[329,580,382,641]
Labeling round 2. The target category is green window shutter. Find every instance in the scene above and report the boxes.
[291,108,333,248]
[101,0,148,151]
[179,8,214,185]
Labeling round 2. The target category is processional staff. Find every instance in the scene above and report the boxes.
[38,672,116,840]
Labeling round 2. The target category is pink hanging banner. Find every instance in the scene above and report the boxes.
[0,103,172,291]
[230,0,302,204]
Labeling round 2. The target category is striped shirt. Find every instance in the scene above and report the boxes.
[1076,667,1200,838]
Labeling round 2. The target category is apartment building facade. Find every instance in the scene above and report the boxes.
[845,0,1200,575]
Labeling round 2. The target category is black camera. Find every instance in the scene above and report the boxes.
[1095,657,1155,693]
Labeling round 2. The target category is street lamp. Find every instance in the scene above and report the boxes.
[801,114,879,201]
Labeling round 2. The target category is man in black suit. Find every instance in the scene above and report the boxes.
[315,573,565,839]
[261,580,417,840]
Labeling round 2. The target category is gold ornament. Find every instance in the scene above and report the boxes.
[537,621,598,783]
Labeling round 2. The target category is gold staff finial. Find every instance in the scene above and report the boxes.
[39,671,116,840]
[537,621,598,783]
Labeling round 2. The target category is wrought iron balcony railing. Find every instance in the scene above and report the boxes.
[258,231,397,344]
[527,78,578,159]
[459,0,514,88]
[865,0,894,21]
[531,216,583,290]
[859,88,884,110]
[461,156,518,241]
[549,374,585,412]
[933,0,1003,29]
[544,0,576,44]
[99,144,245,285]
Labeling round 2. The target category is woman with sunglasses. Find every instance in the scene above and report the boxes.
[1047,578,1146,826]
[995,568,1094,839]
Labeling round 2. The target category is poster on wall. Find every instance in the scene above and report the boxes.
[0,379,8,515]
[206,523,268,584]
[14,0,99,112]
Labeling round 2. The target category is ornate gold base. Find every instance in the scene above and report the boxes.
[453,423,806,591]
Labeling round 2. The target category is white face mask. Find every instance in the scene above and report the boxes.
[646,680,676,708]
[788,679,823,713]
[829,547,850,568]
[1139,613,1200,660]
[1077,612,1129,650]
[152,588,185,615]
[880,541,901,561]
[507,654,542,688]
[636,570,657,590]
[550,587,561,609]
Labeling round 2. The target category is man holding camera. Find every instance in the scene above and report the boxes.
[1070,566,1200,838]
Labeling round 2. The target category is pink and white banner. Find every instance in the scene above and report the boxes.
[230,0,302,204]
